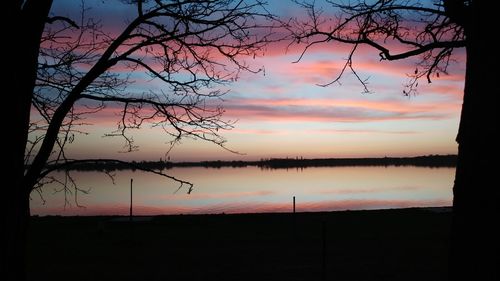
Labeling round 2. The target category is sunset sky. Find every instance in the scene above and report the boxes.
[49,0,465,162]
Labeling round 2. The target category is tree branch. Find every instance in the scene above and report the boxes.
[39,159,194,193]
[46,16,79,29]
[289,0,466,93]
[27,0,274,192]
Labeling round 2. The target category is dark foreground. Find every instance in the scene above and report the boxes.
[27,208,451,281]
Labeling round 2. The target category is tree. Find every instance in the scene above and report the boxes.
[288,0,497,279]
[2,0,273,279]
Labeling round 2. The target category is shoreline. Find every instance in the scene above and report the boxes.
[28,206,452,281]
[30,205,453,218]
[52,154,457,171]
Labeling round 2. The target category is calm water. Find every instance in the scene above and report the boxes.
[30,166,454,216]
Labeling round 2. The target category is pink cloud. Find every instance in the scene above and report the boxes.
[58,95,459,129]
[223,98,457,123]
[269,55,465,86]
[230,98,445,112]
[306,129,418,135]
[32,90,460,137]
[229,128,285,135]
[421,83,464,96]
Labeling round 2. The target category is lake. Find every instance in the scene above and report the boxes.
[30,166,454,216]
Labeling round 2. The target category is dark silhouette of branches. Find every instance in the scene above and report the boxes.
[40,158,193,191]
[288,1,498,280]
[288,0,465,94]
[27,0,275,194]
[34,159,194,205]
[4,1,274,279]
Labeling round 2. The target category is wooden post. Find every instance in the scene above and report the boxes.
[130,178,133,222]
[293,196,296,213]
[322,221,327,281]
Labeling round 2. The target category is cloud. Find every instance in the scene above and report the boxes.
[421,83,464,96]
[60,95,458,130]
[306,129,418,135]
[261,54,465,87]
[229,128,285,135]
[223,98,454,123]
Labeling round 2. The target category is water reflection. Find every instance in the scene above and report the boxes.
[30,166,453,216]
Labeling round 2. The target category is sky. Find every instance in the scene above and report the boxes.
[46,0,465,162]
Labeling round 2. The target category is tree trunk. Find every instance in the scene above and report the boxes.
[1,1,53,280]
[2,187,31,281]
[450,3,499,280]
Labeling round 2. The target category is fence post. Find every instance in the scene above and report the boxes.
[130,178,133,221]
[322,221,327,281]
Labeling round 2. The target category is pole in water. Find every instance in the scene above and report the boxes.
[130,178,133,221]
[293,196,296,213]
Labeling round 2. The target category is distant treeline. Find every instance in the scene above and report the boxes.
[260,155,457,169]
[58,155,457,171]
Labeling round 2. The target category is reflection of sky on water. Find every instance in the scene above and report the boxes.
[31,166,453,216]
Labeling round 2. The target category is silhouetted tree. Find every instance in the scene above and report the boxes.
[289,0,497,279]
[3,0,272,279]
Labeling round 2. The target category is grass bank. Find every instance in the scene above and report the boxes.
[27,207,451,281]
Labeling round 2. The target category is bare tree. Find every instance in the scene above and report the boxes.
[288,0,497,279]
[3,0,273,279]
